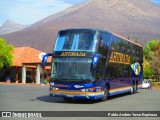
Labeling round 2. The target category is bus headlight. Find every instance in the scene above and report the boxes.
[80,87,96,92]
[81,89,86,92]
[50,86,59,91]
[53,87,59,90]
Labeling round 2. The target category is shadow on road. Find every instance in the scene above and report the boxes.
[107,92,138,101]
[36,95,64,103]
[36,92,139,104]
[36,95,100,104]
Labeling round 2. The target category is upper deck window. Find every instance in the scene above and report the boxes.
[54,30,97,52]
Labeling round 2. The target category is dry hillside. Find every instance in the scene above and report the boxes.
[1,0,160,52]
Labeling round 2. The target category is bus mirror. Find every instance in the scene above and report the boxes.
[42,53,52,69]
[92,54,100,69]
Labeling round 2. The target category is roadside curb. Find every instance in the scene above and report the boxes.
[0,82,49,86]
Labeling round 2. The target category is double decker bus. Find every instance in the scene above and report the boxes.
[42,28,143,101]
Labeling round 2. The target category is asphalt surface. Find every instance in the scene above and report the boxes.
[0,84,160,120]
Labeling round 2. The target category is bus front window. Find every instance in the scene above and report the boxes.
[54,30,97,52]
[51,58,94,83]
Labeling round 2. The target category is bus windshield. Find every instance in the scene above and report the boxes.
[51,57,94,83]
[54,30,97,52]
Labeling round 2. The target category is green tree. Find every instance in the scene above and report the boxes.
[143,57,152,79]
[143,40,160,80]
[144,40,159,60]
[149,43,160,81]
[0,38,14,69]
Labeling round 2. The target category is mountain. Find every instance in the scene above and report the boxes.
[1,0,160,52]
[0,20,28,35]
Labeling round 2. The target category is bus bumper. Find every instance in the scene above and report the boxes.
[49,90,104,100]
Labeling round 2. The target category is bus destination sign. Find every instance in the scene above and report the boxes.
[60,52,86,57]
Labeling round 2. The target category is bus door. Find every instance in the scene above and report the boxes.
[97,32,111,90]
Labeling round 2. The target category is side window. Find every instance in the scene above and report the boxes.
[99,32,110,57]
[111,36,118,50]
[106,64,132,78]
[132,45,136,54]
[119,39,126,52]
[97,60,105,79]
[106,64,115,78]
[136,46,142,57]
[127,42,131,54]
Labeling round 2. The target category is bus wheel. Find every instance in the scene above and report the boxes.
[101,86,109,102]
[133,82,137,94]
[63,97,72,102]
[131,82,137,94]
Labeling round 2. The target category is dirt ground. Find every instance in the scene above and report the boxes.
[152,85,160,90]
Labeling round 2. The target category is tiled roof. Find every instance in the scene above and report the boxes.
[13,47,51,67]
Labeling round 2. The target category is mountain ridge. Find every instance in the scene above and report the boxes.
[31,0,91,27]
[1,0,160,52]
[0,20,28,35]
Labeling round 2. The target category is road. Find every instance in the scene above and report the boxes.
[0,84,160,120]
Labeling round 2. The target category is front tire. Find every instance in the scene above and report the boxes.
[101,86,109,102]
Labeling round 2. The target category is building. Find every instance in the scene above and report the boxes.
[0,47,51,84]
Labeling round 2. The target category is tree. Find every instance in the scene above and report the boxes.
[143,57,153,79]
[143,40,160,80]
[149,43,160,81]
[144,40,159,60]
[0,38,14,69]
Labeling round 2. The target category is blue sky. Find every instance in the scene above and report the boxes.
[0,0,160,27]
[150,0,160,5]
[0,0,86,26]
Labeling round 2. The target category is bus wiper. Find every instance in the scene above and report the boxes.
[77,78,91,83]
[51,76,66,82]
[84,79,91,83]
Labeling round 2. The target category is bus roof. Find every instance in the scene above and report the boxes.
[59,28,143,48]
[59,28,98,32]
[113,33,143,48]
